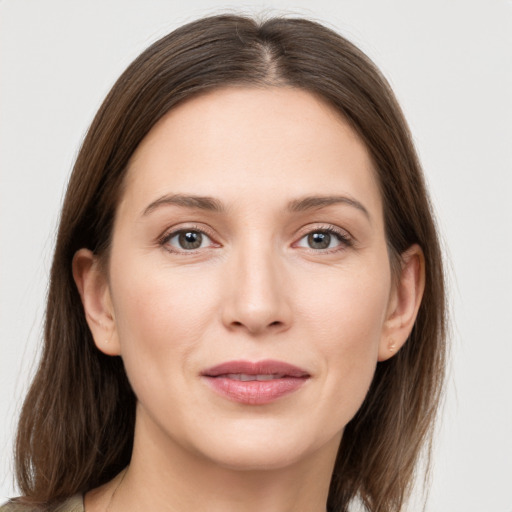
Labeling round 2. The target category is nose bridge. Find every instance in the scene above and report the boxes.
[222,232,291,335]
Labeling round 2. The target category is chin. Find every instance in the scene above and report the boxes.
[191,421,343,473]
[207,444,310,472]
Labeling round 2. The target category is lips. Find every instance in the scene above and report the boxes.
[201,360,310,405]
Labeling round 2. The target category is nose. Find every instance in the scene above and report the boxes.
[221,241,292,336]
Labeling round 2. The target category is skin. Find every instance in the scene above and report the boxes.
[74,87,424,512]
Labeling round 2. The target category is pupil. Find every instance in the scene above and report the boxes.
[179,231,202,249]
[308,232,330,249]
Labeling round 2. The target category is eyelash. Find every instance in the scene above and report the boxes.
[158,224,353,254]
[294,225,353,253]
[158,224,218,254]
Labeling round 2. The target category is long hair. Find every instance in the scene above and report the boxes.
[14,14,446,511]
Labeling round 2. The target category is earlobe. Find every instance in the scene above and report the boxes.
[72,249,121,356]
[378,244,425,361]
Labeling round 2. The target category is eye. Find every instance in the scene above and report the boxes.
[164,229,213,251]
[295,228,351,251]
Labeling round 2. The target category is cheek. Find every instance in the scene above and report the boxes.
[297,266,391,417]
[109,262,219,391]
[299,265,390,348]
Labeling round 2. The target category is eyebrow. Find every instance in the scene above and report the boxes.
[142,194,225,216]
[287,195,371,220]
[142,193,370,220]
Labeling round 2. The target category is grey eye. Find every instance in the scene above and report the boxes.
[168,230,209,250]
[296,229,349,251]
[307,232,331,249]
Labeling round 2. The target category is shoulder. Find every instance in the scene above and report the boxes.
[0,495,84,512]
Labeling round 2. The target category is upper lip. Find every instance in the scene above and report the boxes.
[201,359,310,378]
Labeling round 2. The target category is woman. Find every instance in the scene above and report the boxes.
[2,14,446,512]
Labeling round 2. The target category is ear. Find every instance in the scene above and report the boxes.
[72,248,121,356]
[378,244,425,361]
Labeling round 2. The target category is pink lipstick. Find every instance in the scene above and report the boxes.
[201,360,310,405]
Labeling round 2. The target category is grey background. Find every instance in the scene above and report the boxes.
[1,1,511,510]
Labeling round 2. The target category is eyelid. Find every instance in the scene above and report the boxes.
[156,222,353,254]
[158,224,220,253]
[293,223,354,251]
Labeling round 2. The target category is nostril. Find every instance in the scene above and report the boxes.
[230,320,283,330]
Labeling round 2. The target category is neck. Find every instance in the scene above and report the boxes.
[99,409,338,512]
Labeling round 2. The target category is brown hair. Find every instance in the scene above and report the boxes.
[14,14,446,512]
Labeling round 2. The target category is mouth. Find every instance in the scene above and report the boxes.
[201,360,310,405]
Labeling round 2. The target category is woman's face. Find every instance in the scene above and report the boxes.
[87,87,406,472]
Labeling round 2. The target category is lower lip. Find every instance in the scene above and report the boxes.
[203,376,308,405]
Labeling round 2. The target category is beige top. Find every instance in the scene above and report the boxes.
[0,494,84,512]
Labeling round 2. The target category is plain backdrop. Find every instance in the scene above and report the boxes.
[1,1,511,511]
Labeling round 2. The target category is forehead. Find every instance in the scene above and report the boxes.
[120,86,382,219]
